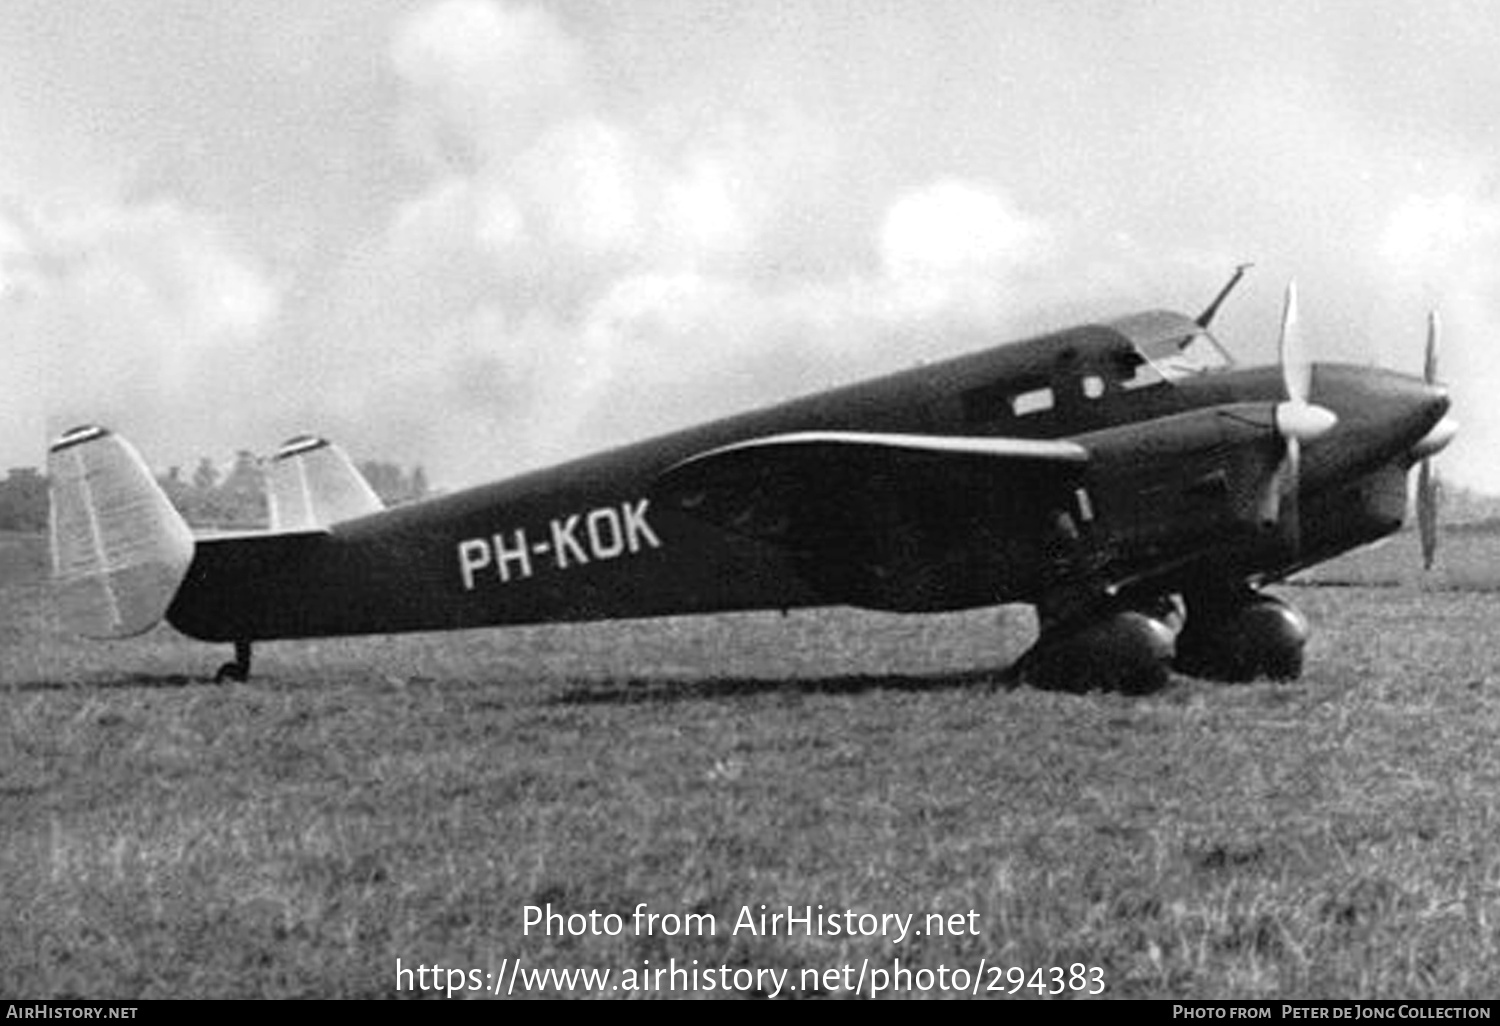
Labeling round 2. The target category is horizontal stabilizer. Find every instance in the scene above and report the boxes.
[48,426,195,638]
[267,435,384,531]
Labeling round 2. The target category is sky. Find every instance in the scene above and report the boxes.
[4,0,1500,491]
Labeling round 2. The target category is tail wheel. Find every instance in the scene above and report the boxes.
[213,641,253,683]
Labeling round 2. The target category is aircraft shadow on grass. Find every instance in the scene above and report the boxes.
[10,671,201,693]
[551,666,1008,707]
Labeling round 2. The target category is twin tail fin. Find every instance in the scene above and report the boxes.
[48,426,194,638]
[48,428,382,640]
[267,435,384,531]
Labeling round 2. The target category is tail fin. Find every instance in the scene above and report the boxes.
[48,426,195,638]
[266,435,384,531]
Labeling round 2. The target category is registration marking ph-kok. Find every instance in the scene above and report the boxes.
[457,498,662,590]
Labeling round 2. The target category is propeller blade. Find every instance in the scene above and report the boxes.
[1280,280,1310,404]
[1264,280,1336,554]
[1281,434,1302,555]
[1418,309,1441,570]
[1418,457,1438,570]
[1424,310,1439,384]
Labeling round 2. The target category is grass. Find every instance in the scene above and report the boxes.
[3,531,1500,998]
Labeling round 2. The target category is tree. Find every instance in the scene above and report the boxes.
[0,467,47,531]
[191,457,219,493]
[220,450,267,525]
[157,466,187,508]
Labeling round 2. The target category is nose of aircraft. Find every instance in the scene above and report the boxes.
[1309,364,1453,471]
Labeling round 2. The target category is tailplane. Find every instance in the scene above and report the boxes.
[266,435,384,531]
[48,426,195,638]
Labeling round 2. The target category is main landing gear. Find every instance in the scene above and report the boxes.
[1014,588,1308,693]
[1016,602,1179,695]
[1174,588,1308,682]
[213,641,253,683]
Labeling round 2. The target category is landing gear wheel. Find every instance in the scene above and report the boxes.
[1174,593,1308,682]
[1018,610,1176,694]
[213,641,253,683]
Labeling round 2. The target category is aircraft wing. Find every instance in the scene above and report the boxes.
[655,404,1302,614]
[653,431,1090,610]
[657,429,1088,544]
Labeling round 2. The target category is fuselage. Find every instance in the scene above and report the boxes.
[165,311,1451,642]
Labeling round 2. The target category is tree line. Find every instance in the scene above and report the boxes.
[0,456,428,531]
[0,467,46,531]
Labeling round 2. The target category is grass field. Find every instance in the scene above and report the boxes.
[4,529,1500,999]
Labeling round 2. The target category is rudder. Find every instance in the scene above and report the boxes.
[266,435,384,531]
[48,426,195,638]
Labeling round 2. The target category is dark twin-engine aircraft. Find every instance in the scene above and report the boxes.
[49,270,1456,693]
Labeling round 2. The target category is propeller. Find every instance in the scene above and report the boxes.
[1260,281,1339,552]
[1417,310,1441,570]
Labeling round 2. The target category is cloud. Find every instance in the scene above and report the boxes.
[1380,192,1500,283]
[283,3,844,479]
[349,170,1080,480]
[391,0,587,170]
[880,179,1050,283]
[11,2,1094,482]
[4,199,279,452]
[876,179,1056,318]
[13,0,1394,487]
[1379,188,1500,490]
[4,200,277,340]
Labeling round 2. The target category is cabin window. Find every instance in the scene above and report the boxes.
[1082,374,1105,399]
[1012,387,1055,416]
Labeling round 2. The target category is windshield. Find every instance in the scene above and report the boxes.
[1107,310,1234,386]
[1143,329,1233,380]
